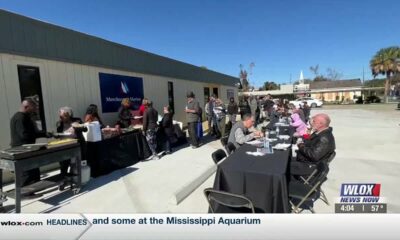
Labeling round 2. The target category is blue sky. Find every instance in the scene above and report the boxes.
[1,0,399,87]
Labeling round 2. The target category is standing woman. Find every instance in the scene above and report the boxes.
[160,106,176,154]
[227,97,238,126]
[118,98,132,128]
[84,104,105,128]
[143,100,159,160]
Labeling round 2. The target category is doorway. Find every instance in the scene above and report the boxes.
[17,65,47,133]
[212,87,219,98]
[168,81,175,113]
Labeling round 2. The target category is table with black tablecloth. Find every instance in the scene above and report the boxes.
[213,144,291,213]
[85,130,151,177]
[277,125,295,136]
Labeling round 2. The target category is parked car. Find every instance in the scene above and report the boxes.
[289,97,323,108]
[364,96,381,104]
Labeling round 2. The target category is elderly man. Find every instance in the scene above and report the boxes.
[291,113,336,175]
[228,113,263,149]
[57,107,82,135]
[10,99,46,186]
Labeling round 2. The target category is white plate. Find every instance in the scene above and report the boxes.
[278,135,290,140]
[245,140,263,145]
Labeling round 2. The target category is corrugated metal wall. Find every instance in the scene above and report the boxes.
[0,9,239,87]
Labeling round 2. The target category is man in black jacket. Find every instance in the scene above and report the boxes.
[291,113,336,176]
[10,99,44,186]
[143,100,159,160]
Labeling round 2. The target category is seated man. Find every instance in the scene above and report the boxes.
[228,113,263,149]
[56,106,82,177]
[291,113,336,176]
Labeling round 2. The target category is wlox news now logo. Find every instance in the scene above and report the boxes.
[340,183,381,203]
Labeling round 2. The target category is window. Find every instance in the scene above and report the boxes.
[204,87,210,104]
[227,89,234,99]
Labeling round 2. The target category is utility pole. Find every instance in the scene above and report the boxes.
[362,67,365,84]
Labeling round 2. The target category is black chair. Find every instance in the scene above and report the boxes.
[289,161,330,213]
[226,142,236,155]
[204,188,255,213]
[211,149,227,165]
[298,151,336,206]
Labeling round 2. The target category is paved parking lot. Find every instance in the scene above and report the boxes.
[175,103,400,213]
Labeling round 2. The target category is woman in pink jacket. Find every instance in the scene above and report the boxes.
[290,112,307,137]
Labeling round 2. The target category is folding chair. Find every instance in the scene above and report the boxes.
[204,188,255,213]
[298,151,336,206]
[211,149,227,165]
[289,162,329,213]
[225,142,236,155]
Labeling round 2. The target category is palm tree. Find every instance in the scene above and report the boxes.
[370,47,400,102]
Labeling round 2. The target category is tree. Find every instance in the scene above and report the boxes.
[239,68,249,91]
[261,81,279,90]
[309,64,342,81]
[364,78,385,88]
[370,46,400,101]
[326,68,342,81]
[309,64,319,77]
[239,63,256,91]
[309,64,328,81]
[313,76,330,82]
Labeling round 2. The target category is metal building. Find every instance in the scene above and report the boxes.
[0,9,239,149]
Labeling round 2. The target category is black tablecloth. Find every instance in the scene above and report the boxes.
[85,130,151,177]
[277,125,295,136]
[213,144,290,213]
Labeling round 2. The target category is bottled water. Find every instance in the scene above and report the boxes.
[263,137,269,149]
[264,138,272,153]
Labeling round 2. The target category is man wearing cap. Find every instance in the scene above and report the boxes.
[185,91,201,148]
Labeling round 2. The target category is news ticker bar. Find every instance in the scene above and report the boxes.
[0,214,400,240]
[335,203,387,213]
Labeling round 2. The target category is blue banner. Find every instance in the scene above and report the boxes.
[99,73,144,113]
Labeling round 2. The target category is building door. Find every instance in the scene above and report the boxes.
[168,81,175,113]
[204,87,210,104]
[17,65,47,133]
[212,87,219,98]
